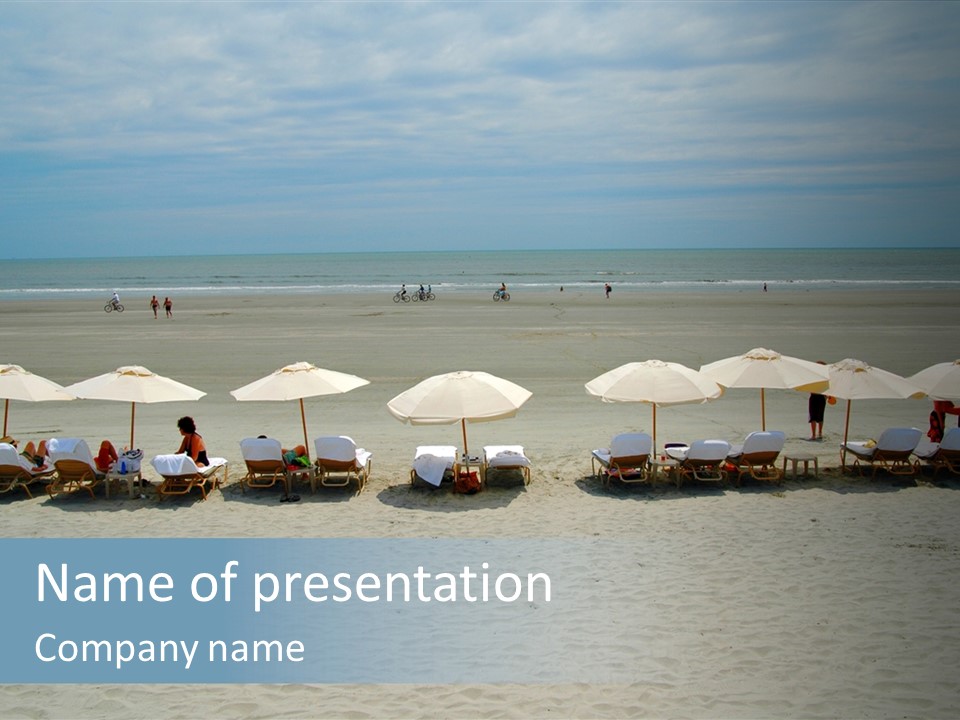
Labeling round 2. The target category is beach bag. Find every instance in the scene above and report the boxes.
[119,448,143,473]
[454,470,481,495]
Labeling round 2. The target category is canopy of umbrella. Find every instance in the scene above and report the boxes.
[700,348,830,430]
[0,363,73,436]
[387,370,532,473]
[585,359,723,453]
[908,360,960,400]
[63,365,205,448]
[230,361,370,458]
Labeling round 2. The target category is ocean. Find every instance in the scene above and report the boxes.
[3,248,958,300]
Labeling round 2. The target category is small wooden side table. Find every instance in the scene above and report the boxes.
[782,453,819,481]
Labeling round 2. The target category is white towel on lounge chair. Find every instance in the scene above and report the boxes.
[483,445,531,468]
[151,453,227,476]
[413,448,455,487]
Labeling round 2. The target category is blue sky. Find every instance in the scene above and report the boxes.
[2,1,959,259]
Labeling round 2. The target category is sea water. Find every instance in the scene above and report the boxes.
[2,248,958,300]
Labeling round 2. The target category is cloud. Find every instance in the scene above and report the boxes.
[1,1,959,256]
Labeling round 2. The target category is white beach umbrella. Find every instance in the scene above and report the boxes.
[827,358,926,468]
[0,364,74,437]
[64,365,206,448]
[585,359,723,453]
[700,347,830,430]
[907,360,960,400]
[230,361,370,457]
[387,370,533,473]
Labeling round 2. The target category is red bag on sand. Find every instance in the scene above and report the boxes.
[455,471,481,494]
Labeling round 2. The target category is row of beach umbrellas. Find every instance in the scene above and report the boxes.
[2,351,956,459]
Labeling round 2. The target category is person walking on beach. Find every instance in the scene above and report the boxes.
[150,295,159,319]
[163,297,173,318]
[605,283,612,298]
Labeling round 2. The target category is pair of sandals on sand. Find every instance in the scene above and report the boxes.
[280,492,300,503]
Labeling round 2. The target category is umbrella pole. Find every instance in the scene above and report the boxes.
[841,400,852,471]
[461,418,470,475]
[3,399,8,437]
[761,388,766,431]
[651,404,657,455]
[300,398,310,459]
[129,402,136,449]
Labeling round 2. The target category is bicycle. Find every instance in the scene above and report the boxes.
[393,291,410,303]
[492,291,510,302]
[104,302,124,313]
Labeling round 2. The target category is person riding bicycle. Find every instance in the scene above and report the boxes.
[497,282,507,299]
[418,284,425,301]
[400,284,407,300]
[110,291,121,309]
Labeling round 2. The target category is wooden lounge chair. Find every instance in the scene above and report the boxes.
[46,438,106,499]
[913,427,960,477]
[410,445,459,487]
[591,432,652,487]
[726,431,785,485]
[665,439,731,487]
[313,436,371,493]
[0,442,55,499]
[842,427,922,478]
[480,445,531,487]
[151,453,228,501]
[239,437,291,494]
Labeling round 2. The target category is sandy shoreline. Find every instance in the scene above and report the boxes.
[2,288,960,718]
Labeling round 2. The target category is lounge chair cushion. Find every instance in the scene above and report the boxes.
[666,440,731,463]
[314,436,371,468]
[844,427,922,459]
[240,437,284,462]
[941,427,960,452]
[912,439,940,460]
[48,437,99,470]
[594,432,652,462]
[727,431,786,460]
[482,445,531,468]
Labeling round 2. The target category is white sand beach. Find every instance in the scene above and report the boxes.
[2,288,960,719]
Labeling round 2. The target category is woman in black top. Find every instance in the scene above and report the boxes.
[176,416,209,466]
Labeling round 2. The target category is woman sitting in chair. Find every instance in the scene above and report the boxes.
[176,416,209,467]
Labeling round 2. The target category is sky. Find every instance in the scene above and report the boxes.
[2,1,959,259]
